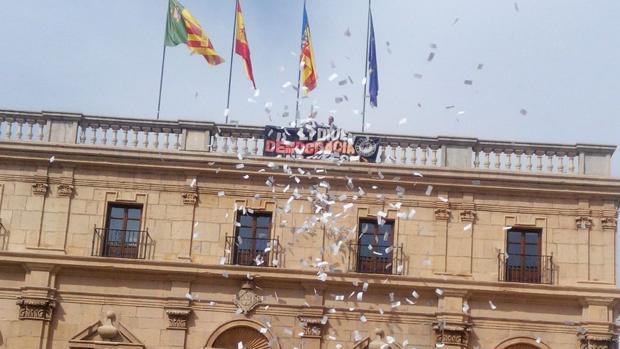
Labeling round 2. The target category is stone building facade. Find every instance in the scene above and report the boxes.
[0,109,619,349]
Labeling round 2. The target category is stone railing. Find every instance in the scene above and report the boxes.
[0,109,615,176]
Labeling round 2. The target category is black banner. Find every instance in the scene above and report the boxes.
[262,125,379,162]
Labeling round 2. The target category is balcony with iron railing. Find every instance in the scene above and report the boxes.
[91,227,154,259]
[498,252,554,284]
[348,243,404,275]
[0,220,8,251]
[224,235,282,267]
[0,109,615,177]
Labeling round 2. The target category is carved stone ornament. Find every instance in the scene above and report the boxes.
[434,208,451,221]
[166,308,191,330]
[57,184,74,197]
[233,280,263,315]
[460,210,477,222]
[31,183,49,196]
[576,216,593,229]
[298,316,325,337]
[601,217,617,230]
[368,328,393,349]
[182,192,198,205]
[433,322,470,348]
[579,333,616,349]
[16,297,56,321]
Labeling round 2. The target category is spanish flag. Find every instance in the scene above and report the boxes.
[299,3,317,93]
[165,0,224,65]
[235,0,256,89]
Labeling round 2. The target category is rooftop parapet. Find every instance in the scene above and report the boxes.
[0,109,615,177]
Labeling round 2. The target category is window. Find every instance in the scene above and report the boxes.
[103,203,143,258]
[505,229,543,283]
[232,211,273,266]
[355,218,395,274]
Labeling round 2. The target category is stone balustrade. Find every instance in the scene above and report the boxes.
[0,109,615,176]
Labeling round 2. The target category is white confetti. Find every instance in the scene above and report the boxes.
[49,155,55,163]
[435,288,444,296]
[328,73,339,82]
[224,108,230,117]
[438,196,448,203]
[359,314,367,323]
[535,337,542,344]
[398,117,407,125]
[464,223,472,231]
[282,81,292,88]
[260,328,268,334]
[489,300,497,310]
[254,89,260,97]
[356,292,363,301]
[425,185,433,196]
[411,290,420,299]
[503,226,512,231]
[218,191,225,197]
[190,178,196,187]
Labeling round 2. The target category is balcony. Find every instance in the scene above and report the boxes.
[0,109,615,177]
[0,220,8,251]
[224,235,281,267]
[348,243,404,275]
[498,253,554,284]
[92,228,153,259]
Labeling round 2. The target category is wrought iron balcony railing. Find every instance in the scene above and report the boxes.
[92,227,153,259]
[0,220,8,251]
[224,235,281,267]
[498,252,554,284]
[348,243,404,275]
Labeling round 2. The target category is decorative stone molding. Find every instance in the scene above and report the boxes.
[576,216,593,229]
[57,184,74,197]
[182,192,198,205]
[233,280,262,314]
[434,208,451,221]
[166,308,192,330]
[69,311,145,349]
[601,217,617,230]
[433,322,470,348]
[368,328,393,349]
[298,316,325,337]
[16,297,56,321]
[579,333,616,349]
[31,183,49,196]
[460,210,477,222]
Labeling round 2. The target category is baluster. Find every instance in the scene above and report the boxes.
[431,146,438,166]
[494,149,502,169]
[504,149,513,170]
[15,119,23,141]
[90,125,98,144]
[389,144,397,163]
[100,124,109,145]
[410,145,418,165]
[514,150,523,171]
[546,151,555,172]
[37,120,46,141]
[152,128,160,149]
[252,136,259,155]
[163,129,170,149]
[223,136,230,153]
[173,130,181,149]
[241,137,249,156]
[473,149,480,168]
[379,145,387,163]
[4,118,13,140]
[526,150,534,171]
[0,118,3,139]
[121,127,129,147]
[26,120,34,141]
[131,127,139,147]
[556,152,565,173]
[483,148,491,169]
[79,125,86,144]
[568,152,576,174]
[231,136,239,154]
[111,126,119,146]
[211,134,219,152]
[420,146,428,166]
[399,144,407,165]
[536,150,544,172]
[142,128,150,148]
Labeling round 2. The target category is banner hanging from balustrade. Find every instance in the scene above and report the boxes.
[262,125,380,162]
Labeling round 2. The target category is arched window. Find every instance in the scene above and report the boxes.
[496,337,550,349]
[505,345,539,349]
[205,319,280,349]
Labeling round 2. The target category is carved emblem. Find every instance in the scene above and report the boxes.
[460,210,477,222]
[298,316,325,337]
[57,184,74,197]
[233,280,262,314]
[165,308,191,330]
[16,297,56,321]
[434,208,451,221]
[579,334,616,349]
[576,216,593,229]
[601,217,617,230]
[433,322,470,348]
[182,192,198,205]
[31,183,49,196]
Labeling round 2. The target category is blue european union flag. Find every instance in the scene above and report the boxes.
[368,10,378,107]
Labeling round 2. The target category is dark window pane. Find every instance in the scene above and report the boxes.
[256,229,269,239]
[238,227,252,239]
[110,207,125,219]
[126,220,140,232]
[239,215,253,227]
[109,219,124,231]
[128,208,142,220]
[525,244,538,256]
[525,232,539,243]
[257,216,271,228]
[508,244,521,255]
[507,231,521,242]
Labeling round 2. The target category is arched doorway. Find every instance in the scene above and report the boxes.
[205,319,280,349]
[505,345,538,349]
[495,337,551,349]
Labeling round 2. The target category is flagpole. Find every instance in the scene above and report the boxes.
[225,1,239,124]
[295,0,306,128]
[361,0,371,132]
[156,1,171,120]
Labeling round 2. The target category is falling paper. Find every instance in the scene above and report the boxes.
[344,27,351,37]
[520,108,528,116]
[398,117,407,125]
[427,52,435,62]
[464,223,472,231]
[435,288,444,296]
[190,178,196,187]
[328,73,339,82]
[282,81,292,88]
[49,155,55,163]
[218,191,225,197]
[413,73,423,79]
[489,300,497,310]
[359,314,367,323]
[464,80,473,85]
[425,185,433,196]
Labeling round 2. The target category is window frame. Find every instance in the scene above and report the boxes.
[103,202,144,258]
[356,217,395,274]
[504,227,543,283]
[232,210,274,266]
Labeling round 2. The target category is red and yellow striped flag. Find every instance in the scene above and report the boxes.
[299,3,317,93]
[234,0,256,89]
[165,0,224,65]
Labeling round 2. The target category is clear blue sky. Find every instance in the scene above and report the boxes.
[1,1,619,281]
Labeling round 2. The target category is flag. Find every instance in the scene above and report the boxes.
[165,0,224,65]
[235,0,256,89]
[299,3,317,93]
[367,9,379,107]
